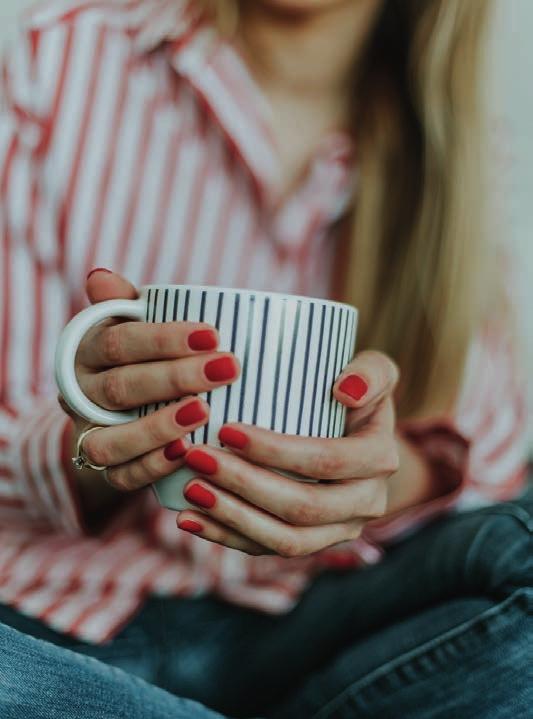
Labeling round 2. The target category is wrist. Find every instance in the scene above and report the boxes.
[390,419,470,514]
[386,434,437,514]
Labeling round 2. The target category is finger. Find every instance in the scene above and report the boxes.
[333,350,399,408]
[176,511,271,556]
[215,424,399,480]
[77,320,220,369]
[183,446,387,524]
[181,477,364,558]
[80,396,209,468]
[104,439,191,492]
[86,268,138,304]
[82,352,240,410]
[57,393,78,421]
[345,395,396,436]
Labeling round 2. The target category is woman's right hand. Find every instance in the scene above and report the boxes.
[60,269,241,497]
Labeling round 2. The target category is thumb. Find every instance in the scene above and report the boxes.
[333,350,399,409]
[86,267,138,304]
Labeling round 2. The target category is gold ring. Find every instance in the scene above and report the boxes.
[72,426,108,472]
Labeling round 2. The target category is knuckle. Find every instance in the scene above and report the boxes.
[275,535,304,559]
[168,363,185,395]
[82,433,112,467]
[374,351,400,387]
[373,481,388,517]
[153,326,173,355]
[388,359,400,387]
[101,325,124,365]
[136,452,160,482]
[284,493,322,526]
[357,350,399,389]
[378,440,400,475]
[345,522,363,541]
[105,466,131,492]
[101,369,127,409]
[362,479,388,517]
[313,446,345,479]
[145,413,170,447]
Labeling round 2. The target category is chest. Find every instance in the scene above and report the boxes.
[36,54,348,303]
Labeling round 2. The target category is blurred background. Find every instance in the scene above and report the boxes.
[1,0,532,445]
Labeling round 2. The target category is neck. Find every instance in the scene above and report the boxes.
[236,1,383,104]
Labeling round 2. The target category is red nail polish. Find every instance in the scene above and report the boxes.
[175,400,206,427]
[87,267,112,280]
[184,483,216,509]
[178,519,203,533]
[219,426,248,450]
[204,357,236,382]
[188,329,218,351]
[185,449,217,475]
[164,438,188,461]
[339,375,368,401]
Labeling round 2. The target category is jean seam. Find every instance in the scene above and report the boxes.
[311,587,532,719]
[467,502,533,532]
[463,504,533,591]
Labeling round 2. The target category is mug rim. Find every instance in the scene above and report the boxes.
[141,284,358,314]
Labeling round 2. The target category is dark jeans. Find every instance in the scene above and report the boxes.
[1,489,531,719]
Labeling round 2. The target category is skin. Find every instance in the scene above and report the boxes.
[64,272,436,552]
[237,0,383,196]
[62,0,440,551]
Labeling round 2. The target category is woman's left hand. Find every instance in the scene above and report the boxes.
[176,351,402,557]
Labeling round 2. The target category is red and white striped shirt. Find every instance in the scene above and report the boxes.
[0,0,528,644]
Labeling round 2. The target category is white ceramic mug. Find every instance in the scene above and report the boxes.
[55,284,358,510]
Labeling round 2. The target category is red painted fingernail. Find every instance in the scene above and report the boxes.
[219,426,248,450]
[178,519,203,533]
[175,400,206,427]
[184,483,216,509]
[185,449,217,475]
[188,329,218,351]
[164,438,188,461]
[204,357,236,382]
[87,267,112,280]
[339,375,368,401]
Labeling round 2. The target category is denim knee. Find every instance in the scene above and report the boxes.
[442,500,532,597]
[0,622,35,714]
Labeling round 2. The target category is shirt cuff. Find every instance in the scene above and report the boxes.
[363,418,471,545]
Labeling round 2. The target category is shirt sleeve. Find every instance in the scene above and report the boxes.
[362,315,529,546]
[0,25,85,535]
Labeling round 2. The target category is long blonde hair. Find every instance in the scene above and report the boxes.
[199,0,493,419]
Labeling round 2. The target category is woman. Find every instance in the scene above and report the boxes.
[0,0,530,717]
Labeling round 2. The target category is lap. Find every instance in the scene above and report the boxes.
[0,619,226,719]
[272,589,531,719]
[1,488,531,718]
[197,488,532,717]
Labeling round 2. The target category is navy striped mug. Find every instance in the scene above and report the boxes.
[55,285,358,510]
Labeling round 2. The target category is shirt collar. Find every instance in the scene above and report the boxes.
[133,1,281,192]
[131,1,201,54]
[131,1,356,244]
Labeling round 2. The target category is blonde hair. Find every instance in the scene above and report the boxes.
[199,0,494,419]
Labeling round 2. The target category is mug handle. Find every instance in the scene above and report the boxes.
[55,298,146,426]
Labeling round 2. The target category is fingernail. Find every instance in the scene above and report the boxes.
[175,400,207,427]
[184,483,216,509]
[339,375,368,401]
[86,267,112,280]
[185,449,218,475]
[178,519,203,533]
[164,438,188,461]
[204,357,236,382]
[219,426,248,450]
[188,329,218,351]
